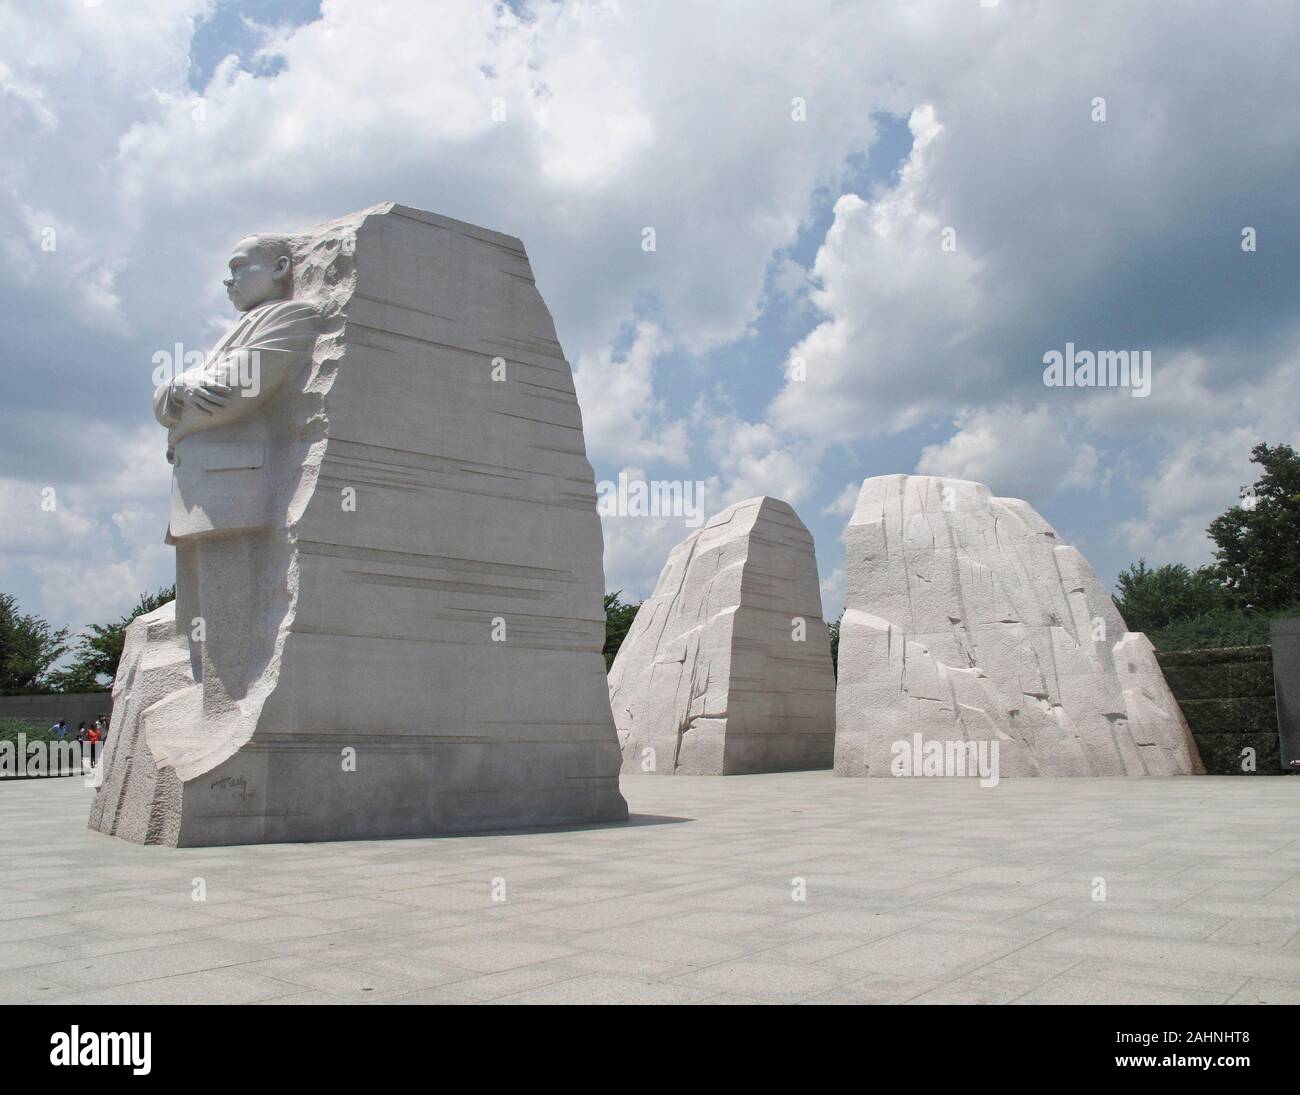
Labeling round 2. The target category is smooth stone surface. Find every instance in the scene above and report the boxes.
[90,203,626,845]
[608,497,836,775]
[11,774,1300,1003]
[835,474,1203,777]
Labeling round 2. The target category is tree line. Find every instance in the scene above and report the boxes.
[1113,442,1300,649]
[0,587,173,695]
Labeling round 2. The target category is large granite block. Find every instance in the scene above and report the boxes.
[608,497,836,775]
[90,203,627,845]
[834,475,1203,777]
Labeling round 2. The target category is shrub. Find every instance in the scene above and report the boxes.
[1148,603,1300,652]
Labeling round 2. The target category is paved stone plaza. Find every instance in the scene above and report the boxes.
[1,773,1298,1004]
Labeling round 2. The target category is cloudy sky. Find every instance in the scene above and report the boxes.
[2,0,1298,642]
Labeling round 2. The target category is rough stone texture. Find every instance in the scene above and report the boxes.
[89,603,189,840]
[1271,619,1300,772]
[608,497,836,775]
[90,202,626,845]
[1158,645,1282,774]
[834,475,1203,777]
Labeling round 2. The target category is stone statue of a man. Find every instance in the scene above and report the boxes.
[92,203,628,845]
[150,236,318,754]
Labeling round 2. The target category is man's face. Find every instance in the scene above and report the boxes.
[223,237,289,312]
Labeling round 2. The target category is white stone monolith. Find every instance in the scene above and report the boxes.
[834,474,1203,777]
[609,497,836,775]
[90,203,627,844]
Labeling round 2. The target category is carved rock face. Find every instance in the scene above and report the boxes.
[91,203,627,845]
[833,474,1203,778]
[608,496,837,775]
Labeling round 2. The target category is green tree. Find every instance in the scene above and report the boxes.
[0,593,68,695]
[1208,442,1300,609]
[603,590,643,670]
[47,585,176,692]
[1112,559,1228,633]
[1112,442,1300,650]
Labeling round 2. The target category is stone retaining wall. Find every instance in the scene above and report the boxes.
[0,692,112,731]
[1155,646,1279,774]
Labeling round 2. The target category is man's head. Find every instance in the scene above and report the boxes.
[224,234,294,312]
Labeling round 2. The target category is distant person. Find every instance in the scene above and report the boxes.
[49,719,68,738]
[76,722,88,743]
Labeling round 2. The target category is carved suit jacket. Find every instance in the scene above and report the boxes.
[154,298,319,541]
